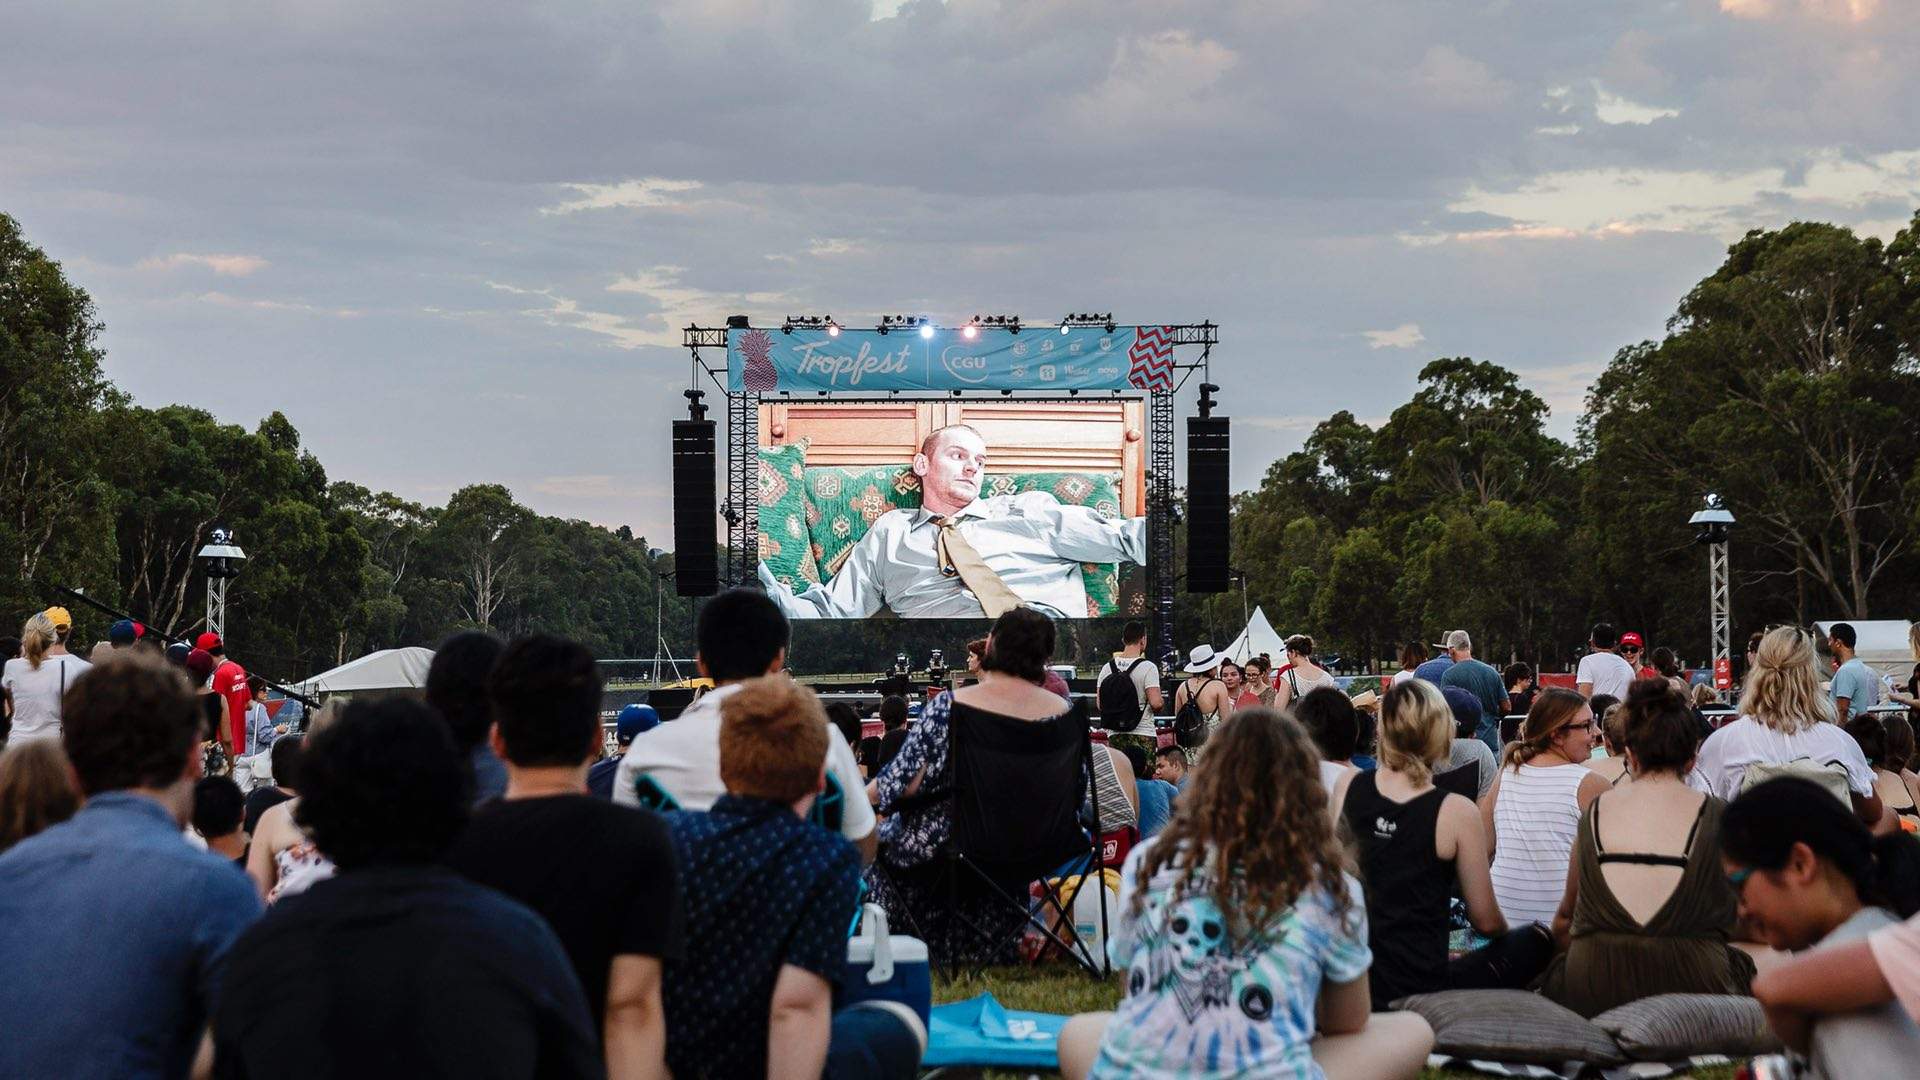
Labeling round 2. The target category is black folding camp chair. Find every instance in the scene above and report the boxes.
[875,697,1111,980]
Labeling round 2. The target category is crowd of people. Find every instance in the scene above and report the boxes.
[4,597,1920,1079]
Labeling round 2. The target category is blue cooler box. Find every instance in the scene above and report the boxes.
[838,903,931,1028]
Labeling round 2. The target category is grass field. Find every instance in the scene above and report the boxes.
[931,967,1739,1080]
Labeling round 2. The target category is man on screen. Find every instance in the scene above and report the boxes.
[760,424,1147,619]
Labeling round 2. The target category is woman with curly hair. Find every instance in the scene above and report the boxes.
[1058,707,1433,1080]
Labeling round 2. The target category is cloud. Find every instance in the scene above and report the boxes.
[540,178,704,215]
[806,238,861,256]
[138,252,269,276]
[194,291,359,317]
[1592,84,1679,125]
[1720,0,1881,20]
[529,474,664,500]
[1362,323,1426,349]
[1445,149,1920,239]
[1512,362,1601,419]
[1073,30,1240,129]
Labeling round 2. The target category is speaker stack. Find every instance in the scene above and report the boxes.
[671,419,719,596]
[1186,416,1231,592]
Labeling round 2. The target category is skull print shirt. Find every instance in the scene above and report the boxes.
[1090,838,1371,1079]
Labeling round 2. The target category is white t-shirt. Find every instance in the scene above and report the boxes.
[611,682,876,844]
[1575,651,1637,700]
[1693,715,1876,802]
[1100,654,1162,729]
[2,654,92,740]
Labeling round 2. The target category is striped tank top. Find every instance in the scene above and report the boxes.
[1490,762,1588,926]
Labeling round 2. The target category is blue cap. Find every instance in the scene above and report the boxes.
[617,704,660,745]
[1440,686,1482,737]
[165,641,192,665]
[109,619,141,645]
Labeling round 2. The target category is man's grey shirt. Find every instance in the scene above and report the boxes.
[761,491,1147,619]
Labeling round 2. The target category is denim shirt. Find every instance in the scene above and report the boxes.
[0,792,263,1079]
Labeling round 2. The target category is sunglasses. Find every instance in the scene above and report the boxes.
[1621,646,1641,654]
[1725,867,1755,895]
[1564,721,1593,733]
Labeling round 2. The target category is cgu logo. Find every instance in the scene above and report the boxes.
[940,347,991,385]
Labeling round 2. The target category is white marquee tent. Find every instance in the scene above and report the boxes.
[294,647,435,696]
[1224,607,1289,664]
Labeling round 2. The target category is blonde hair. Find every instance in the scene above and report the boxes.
[20,612,57,670]
[1378,679,1452,784]
[1738,626,1833,734]
[1503,688,1589,770]
[1690,682,1718,710]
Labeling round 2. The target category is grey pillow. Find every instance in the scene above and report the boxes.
[1591,993,1781,1060]
[1391,990,1626,1066]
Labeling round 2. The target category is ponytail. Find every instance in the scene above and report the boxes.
[1724,777,1920,919]
[1503,688,1587,771]
[20,613,56,671]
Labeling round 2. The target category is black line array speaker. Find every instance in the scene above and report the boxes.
[1186,416,1231,593]
[671,419,718,596]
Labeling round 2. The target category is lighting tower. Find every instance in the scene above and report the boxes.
[196,527,247,639]
[1689,494,1735,698]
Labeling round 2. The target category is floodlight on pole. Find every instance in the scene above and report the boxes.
[1688,494,1736,699]
[196,527,247,639]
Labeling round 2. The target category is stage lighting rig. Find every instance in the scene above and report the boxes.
[683,388,708,421]
[878,314,929,336]
[974,314,1022,334]
[781,315,838,335]
[1059,312,1116,334]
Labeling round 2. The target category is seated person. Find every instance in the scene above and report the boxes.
[1292,686,1359,796]
[243,735,301,835]
[1334,680,1506,1007]
[1151,745,1190,793]
[191,775,248,865]
[661,676,922,1080]
[447,634,682,1075]
[867,607,1080,964]
[1057,710,1433,1080]
[1484,690,1609,929]
[1539,680,1755,1017]
[614,589,875,863]
[588,704,657,801]
[214,699,602,1077]
[1586,695,1629,785]
[875,695,910,774]
[1846,714,1920,826]
[1728,778,1920,1078]
[1438,685,1497,799]
[1121,744,1176,840]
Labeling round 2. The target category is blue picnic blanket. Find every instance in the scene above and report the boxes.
[922,993,1069,1069]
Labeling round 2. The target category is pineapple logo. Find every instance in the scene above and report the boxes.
[740,329,779,392]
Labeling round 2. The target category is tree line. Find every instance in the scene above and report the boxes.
[5,210,1918,680]
[1,213,694,681]
[1177,215,1920,672]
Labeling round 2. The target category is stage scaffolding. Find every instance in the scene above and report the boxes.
[684,321,1218,666]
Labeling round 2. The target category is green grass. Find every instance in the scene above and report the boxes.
[933,967,1740,1079]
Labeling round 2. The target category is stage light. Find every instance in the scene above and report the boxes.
[919,323,935,339]
[1060,321,1070,335]
[827,322,840,337]
[962,324,978,340]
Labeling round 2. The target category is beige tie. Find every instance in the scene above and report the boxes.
[929,515,1026,618]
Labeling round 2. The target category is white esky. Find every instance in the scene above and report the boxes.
[3,0,1916,543]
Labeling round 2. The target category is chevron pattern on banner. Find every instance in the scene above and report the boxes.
[1127,325,1175,391]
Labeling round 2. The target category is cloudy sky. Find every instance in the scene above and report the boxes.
[5,0,1917,544]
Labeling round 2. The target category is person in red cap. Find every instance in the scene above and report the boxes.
[197,632,251,760]
[1620,632,1657,680]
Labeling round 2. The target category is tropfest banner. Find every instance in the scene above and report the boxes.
[726,325,1177,394]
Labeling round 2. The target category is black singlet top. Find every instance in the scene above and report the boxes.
[1343,771,1452,1009]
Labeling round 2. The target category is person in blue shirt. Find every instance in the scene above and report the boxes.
[1829,622,1883,724]
[1120,743,1176,839]
[588,703,659,800]
[0,651,263,1080]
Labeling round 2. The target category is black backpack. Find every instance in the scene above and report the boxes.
[1097,658,1150,732]
[1173,677,1218,749]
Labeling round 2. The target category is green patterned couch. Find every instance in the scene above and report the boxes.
[756,442,1138,617]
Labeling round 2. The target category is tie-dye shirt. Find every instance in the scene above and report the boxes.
[1091,838,1371,1079]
